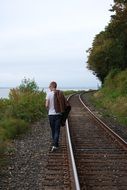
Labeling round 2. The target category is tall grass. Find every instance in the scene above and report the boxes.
[92,69,127,125]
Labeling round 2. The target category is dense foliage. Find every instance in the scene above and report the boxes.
[87,0,127,83]
[0,79,46,166]
[19,78,39,92]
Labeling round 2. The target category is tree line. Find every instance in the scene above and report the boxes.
[87,0,127,84]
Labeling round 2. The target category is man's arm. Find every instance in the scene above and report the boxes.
[45,99,49,109]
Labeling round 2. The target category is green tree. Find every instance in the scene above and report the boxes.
[87,31,114,83]
[87,0,127,83]
[19,78,39,92]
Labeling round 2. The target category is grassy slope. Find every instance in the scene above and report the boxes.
[91,69,127,125]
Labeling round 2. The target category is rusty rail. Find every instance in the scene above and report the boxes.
[79,93,127,150]
[66,94,80,190]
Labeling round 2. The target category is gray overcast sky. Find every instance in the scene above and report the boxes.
[0,0,113,88]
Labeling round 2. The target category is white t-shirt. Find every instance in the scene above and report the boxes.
[46,91,60,115]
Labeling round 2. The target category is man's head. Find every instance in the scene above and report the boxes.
[49,81,57,90]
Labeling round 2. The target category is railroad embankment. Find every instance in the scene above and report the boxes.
[84,69,127,126]
[81,79,127,188]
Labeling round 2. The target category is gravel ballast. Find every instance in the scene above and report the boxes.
[0,118,51,190]
[81,92,127,142]
[1,92,127,189]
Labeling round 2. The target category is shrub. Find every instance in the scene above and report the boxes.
[8,78,47,122]
[9,89,46,122]
[0,99,11,119]
[0,118,28,140]
[19,78,39,92]
[0,78,47,167]
[0,78,46,142]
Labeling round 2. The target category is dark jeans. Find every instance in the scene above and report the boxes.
[48,114,61,147]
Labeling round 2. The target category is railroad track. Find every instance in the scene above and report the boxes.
[68,93,127,190]
[43,126,74,189]
[43,93,127,190]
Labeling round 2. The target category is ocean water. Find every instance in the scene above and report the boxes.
[0,88,11,99]
[0,87,90,99]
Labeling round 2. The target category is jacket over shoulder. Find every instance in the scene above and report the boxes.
[54,90,67,113]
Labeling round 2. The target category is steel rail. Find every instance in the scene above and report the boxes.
[66,94,80,190]
[79,93,127,150]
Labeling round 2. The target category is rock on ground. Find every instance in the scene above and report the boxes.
[0,118,51,190]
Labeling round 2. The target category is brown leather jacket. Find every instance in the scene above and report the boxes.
[54,90,67,113]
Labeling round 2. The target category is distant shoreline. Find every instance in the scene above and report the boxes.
[0,86,97,89]
[0,87,97,99]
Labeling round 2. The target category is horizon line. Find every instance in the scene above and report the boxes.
[0,86,98,89]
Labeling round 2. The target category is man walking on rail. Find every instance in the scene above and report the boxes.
[45,81,71,152]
